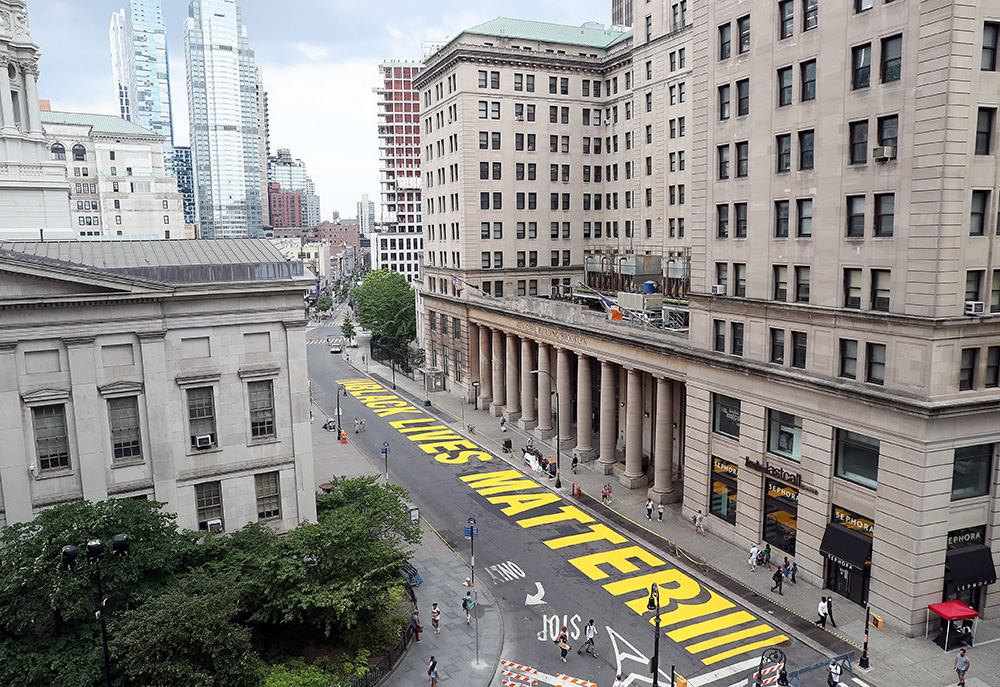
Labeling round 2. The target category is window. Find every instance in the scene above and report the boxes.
[718,145,730,179]
[72,144,86,161]
[856,0,873,11]
[108,396,141,463]
[775,200,790,237]
[971,190,989,236]
[492,132,501,150]
[960,348,978,390]
[852,44,871,89]
[779,1,794,39]
[874,194,894,237]
[764,479,799,555]
[797,199,813,237]
[795,266,810,303]
[737,15,751,54]
[478,70,488,88]
[800,60,816,101]
[736,141,749,176]
[803,0,818,31]
[847,195,865,237]
[987,346,1000,387]
[881,35,902,83]
[490,71,500,89]
[768,410,802,461]
[984,22,999,71]
[731,322,744,356]
[871,269,890,311]
[773,265,788,301]
[187,387,216,448]
[736,79,750,116]
[526,74,535,92]
[966,269,984,302]
[50,142,65,160]
[976,108,995,155]
[719,23,731,59]
[478,101,488,118]
[735,203,748,237]
[710,457,738,525]
[195,481,223,530]
[777,67,793,106]
[799,130,814,169]
[494,251,503,269]
[952,444,994,500]
[791,331,807,369]
[776,134,791,172]
[714,320,727,352]
[844,268,862,308]
[734,263,747,296]
[992,270,1000,312]
[491,102,500,119]
[255,472,281,519]
[770,329,785,364]
[712,394,741,439]
[866,343,886,385]
[248,380,275,439]
[33,404,70,471]
[514,73,524,91]
[716,263,729,292]
[840,339,858,379]
[645,14,653,41]
[719,84,731,120]
[835,429,880,490]
[849,120,868,164]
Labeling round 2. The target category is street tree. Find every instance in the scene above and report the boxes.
[340,317,356,343]
[315,295,333,312]
[351,270,415,351]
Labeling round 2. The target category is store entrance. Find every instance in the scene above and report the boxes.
[825,558,868,606]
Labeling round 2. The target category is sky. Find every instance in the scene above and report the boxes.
[28,0,610,221]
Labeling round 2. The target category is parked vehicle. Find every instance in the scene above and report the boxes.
[330,342,343,354]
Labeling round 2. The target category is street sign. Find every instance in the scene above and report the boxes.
[383,441,390,448]
[464,525,479,537]
[468,517,476,525]
[381,448,390,455]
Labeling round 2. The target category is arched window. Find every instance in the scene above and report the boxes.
[50,143,66,160]
[72,144,87,162]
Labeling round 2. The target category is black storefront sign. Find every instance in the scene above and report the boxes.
[822,506,874,607]
[944,525,995,609]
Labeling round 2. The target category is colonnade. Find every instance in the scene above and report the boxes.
[470,323,680,501]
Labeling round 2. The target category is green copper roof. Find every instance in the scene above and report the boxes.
[464,17,632,51]
[41,110,163,138]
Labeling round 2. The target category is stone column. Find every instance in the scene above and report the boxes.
[621,368,648,488]
[574,354,595,459]
[0,342,32,523]
[598,360,618,474]
[138,331,178,509]
[22,62,43,138]
[490,329,504,415]
[519,338,537,429]
[536,344,553,437]
[0,57,16,135]
[478,325,491,406]
[651,377,677,502]
[469,324,481,400]
[557,347,573,446]
[505,333,521,420]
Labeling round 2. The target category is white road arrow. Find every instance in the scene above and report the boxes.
[525,582,546,606]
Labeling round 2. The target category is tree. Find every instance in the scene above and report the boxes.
[340,317,356,343]
[351,270,415,350]
[315,295,333,312]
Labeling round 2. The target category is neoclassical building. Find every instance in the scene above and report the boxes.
[413,4,999,635]
[0,239,316,532]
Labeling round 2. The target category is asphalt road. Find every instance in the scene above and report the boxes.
[307,325,832,687]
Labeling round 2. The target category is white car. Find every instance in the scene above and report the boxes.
[330,342,343,354]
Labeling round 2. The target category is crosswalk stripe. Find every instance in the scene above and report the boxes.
[701,636,788,666]
[686,657,760,687]
[851,678,871,687]
[685,624,772,654]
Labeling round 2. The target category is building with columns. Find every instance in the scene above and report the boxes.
[0,239,316,532]
[414,6,1000,636]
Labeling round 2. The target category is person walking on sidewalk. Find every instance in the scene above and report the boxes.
[771,567,784,595]
[695,509,705,535]
[462,591,473,625]
[657,502,664,522]
[607,484,613,504]
[602,485,608,504]
[826,659,842,686]
[954,648,971,686]
[789,561,798,584]
[428,656,438,687]
[826,595,837,627]
[645,498,654,521]
[430,602,441,634]
[749,543,759,572]
[816,596,829,627]
[572,456,579,474]
[763,544,772,570]
[578,619,598,656]
[411,608,423,642]
[555,626,570,663]
[500,416,507,432]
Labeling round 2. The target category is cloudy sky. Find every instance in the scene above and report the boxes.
[28,0,610,220]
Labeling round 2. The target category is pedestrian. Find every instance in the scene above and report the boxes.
[657,502,664,522]
[826,659,841,686]
[954,648,971,686]
[612,675,625,687]
[431,602,441,634]
[771,567,784,595]
[354,418,360,433]
[749,543,759,572]
[500,416,507,432]
[578,619,598,655]
[428,656,438,687]
[554,625,570,663]
[826,595,837,627]
[816,596,828,627]
[789,561,798,584]
[695,509,705,535]
[527,436,534,451]
[411,608,423,642]
[462,591,473,624]
[607,485,613,504]
[360,418,366,432]
[362,354,366,365]
[763,544,772,570]
[572,456,579,474]
[645,498,654,521]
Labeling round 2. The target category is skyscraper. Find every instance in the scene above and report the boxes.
[357,194,375,237]
[184,0,264,238]
[108,0,174,161]
[172,145,197,227]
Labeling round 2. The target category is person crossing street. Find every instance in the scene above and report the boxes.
[578,619,599,657]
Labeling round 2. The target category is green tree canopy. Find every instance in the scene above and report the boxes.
[340,317,356,342]
[351,270,415,350]
[315,295,333,312]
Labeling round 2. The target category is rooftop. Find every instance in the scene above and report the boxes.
[463,17,632,51]
[40,110,163,139]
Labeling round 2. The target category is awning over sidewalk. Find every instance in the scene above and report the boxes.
[926,600,979,650]
[819,523,872,571]
[946,545,997,592]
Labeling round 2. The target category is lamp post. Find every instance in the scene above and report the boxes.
[530,369,561,489]
[336,383,346,435]
[61,535,131,687]
[472,381,480,411]
[647,583,662,687]
[859,606,871,669]
[753,647,789,687]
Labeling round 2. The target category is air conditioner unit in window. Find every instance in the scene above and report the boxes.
[195,434,214,449]
[965,300,986,316]
[448,117,454,123]
[207,519,223,532]
[515,115,524,121]
[872,145,897,162]
[711,284,727,296]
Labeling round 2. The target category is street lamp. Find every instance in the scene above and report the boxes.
[647,584,662,687]
[472,381,480,411]
[753,647,789,687]
[336,383,346,435]
[530,369,561,489]
[61,535,131,687]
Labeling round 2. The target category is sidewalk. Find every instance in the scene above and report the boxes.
[353,348,1000,687]
[310,398,503,687]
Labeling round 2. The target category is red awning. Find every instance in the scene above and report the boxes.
[928,600,979,622]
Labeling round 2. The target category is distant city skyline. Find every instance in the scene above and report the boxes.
[28,0,609,218]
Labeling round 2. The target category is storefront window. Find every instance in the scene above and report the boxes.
[824,505,874,606]
[834,429,880,490]
[712,394,741,440]
[945,525,991,611]
[951,444,994,500]
[710,456,738,525]
[763,479,798,555]
[767,409,802,462]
